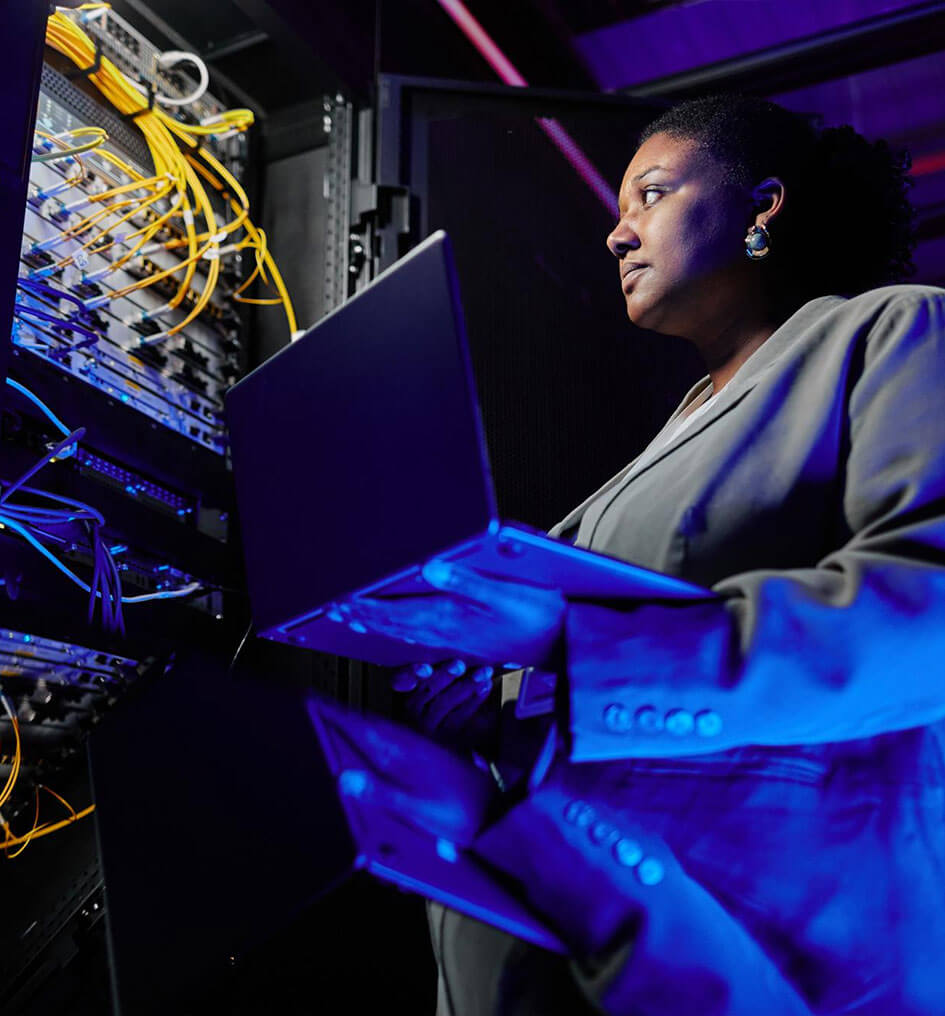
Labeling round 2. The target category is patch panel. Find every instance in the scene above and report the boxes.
[78,7,235,156]
[0,628,138,744]
[74,450,197,519]
[25,120,239,353]
[0,629,139,831]
[57,540,221,618]
[17,72,253,454]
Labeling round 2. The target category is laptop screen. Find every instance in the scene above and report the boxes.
[226,232,497,634]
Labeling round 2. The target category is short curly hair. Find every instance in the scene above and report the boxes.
[638,95,915,299]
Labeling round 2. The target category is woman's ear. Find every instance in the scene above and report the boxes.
[751,176,786,227]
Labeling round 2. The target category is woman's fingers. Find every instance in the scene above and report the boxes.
[401,660,492,722]
[391,661,434,692]
[438,677,497,734]
[422,560,564,619]
[392,658,464,700]
[421,669,494,731]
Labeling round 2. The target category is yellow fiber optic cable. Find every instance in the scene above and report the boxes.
[0,805,95,852]
[45,10,296,336]
[50,183,175,271]
[0,699,21,811]
[4,786,41,858]
[33,126,107,163]
[4,783,80,858]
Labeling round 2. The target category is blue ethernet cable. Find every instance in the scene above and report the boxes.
[0,383,202,615]
[0,509,201,606]
[3,378,71,438]
[14,303,100,352]
[0,428,84,504]
[16,277,88,314]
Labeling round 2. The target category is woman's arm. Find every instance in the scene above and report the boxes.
[564,290,945,759]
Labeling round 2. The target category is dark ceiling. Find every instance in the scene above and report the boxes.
[107,0,945,284]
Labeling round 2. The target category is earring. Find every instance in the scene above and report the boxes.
[744,223,771,260]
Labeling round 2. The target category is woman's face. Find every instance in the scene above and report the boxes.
[607,132,753,337]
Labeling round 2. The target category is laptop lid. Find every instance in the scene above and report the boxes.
[306,692,566,953]
[226,231,496,636]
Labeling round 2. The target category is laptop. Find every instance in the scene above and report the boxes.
[226,231,712,666]
[305,690,566,952]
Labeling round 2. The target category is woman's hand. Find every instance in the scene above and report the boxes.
[348,560,567,667]
[392,658,499,751]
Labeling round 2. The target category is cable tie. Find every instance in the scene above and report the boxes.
[119,80,156,123]
[64,37,103,80]
[182,209,195,227]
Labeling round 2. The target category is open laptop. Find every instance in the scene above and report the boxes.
[226,231,712,666]
[305,691,566,952]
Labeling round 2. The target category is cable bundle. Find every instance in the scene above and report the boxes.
[43,5,297,340]
[1,378,202,632]
[0,692,94,859]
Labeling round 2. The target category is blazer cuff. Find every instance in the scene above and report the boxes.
[563,600,739,761]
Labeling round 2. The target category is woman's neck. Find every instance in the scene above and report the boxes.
[702,323,774,392]
[694,289,800,393]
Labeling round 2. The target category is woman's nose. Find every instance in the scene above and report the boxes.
[606,219,640,258]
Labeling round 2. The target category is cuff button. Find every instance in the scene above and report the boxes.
[564,800,596,828]
[633,705,663,733]
[665,709,695,736]
[695,709,722,737]
[603,703,632,733]
[613,837,644,868]
[564,799,587,824]
[636,857,665,886]
[589,820,619,846]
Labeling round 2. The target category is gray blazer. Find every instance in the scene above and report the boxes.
[437,285,945,1015]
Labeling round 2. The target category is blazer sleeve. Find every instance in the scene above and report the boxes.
[564,289,945,760]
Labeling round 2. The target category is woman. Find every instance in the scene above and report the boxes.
[371,95,945,1014]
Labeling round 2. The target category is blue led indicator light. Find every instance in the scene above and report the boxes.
[338,769,370,798]
[436,838,458,863]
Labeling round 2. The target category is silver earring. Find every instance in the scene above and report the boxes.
[744,223,771,259]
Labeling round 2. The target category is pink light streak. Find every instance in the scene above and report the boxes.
[435,0,527,87]
[434,0,619,218]
[912,151,945,177]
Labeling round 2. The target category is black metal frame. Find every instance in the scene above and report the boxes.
[621,0,945,99]
[370,74,668,275]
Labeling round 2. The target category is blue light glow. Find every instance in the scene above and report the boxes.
[338,769,370,798]
[436,838,458,863]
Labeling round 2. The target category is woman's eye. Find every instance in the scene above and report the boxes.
[642,188,663,206]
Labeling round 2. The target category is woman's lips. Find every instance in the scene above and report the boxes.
[621,264,648,292]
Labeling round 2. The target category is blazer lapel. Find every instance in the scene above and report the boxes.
[549,295,842,536]
[630,295,841,479]
[549,377,712,539]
